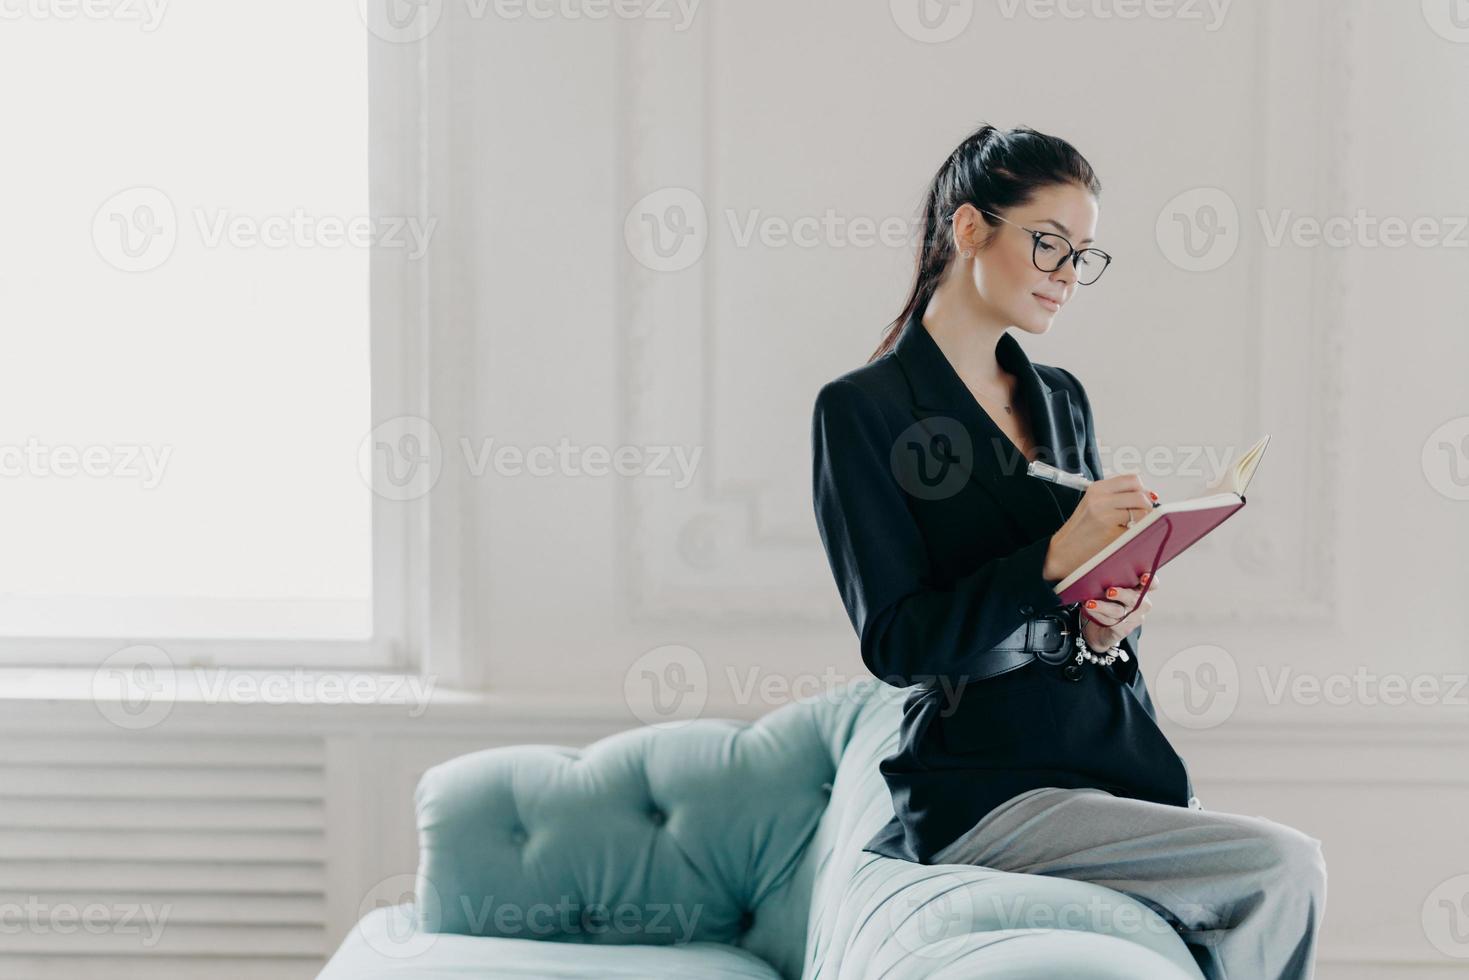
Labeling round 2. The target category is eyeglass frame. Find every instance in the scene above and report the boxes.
[967,208,1113,285]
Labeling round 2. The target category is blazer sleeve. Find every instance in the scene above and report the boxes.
[810,378,1065,688]
[1057,366,1145,686]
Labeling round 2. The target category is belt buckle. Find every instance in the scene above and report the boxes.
[1031,612,1072,666]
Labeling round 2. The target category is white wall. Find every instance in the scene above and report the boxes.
[5,0,1468,976]
[449,0,1469,974]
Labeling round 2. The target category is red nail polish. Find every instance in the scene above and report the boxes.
[1085,600,1097,609]
[1106,587,1117,598]
[1149,491,1158,500]
[1140,572,1151,583]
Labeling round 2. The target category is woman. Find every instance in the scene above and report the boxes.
[809,124,1326,980]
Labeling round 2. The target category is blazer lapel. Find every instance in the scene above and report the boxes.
[892,310,1082,546]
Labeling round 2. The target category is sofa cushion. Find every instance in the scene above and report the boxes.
[413,688,853,980]
[395,679,1205,980]
[321,904,783,979]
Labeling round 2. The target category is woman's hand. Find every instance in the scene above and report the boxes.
[1080,571,1158,653]
[1043,472,1158,583]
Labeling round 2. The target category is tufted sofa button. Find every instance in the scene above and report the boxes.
[737,909,755,932]
[819,782,833,795]
[509,826,528,845]
[648,807,666,826]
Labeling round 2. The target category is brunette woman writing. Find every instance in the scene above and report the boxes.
[810,124,1326,980]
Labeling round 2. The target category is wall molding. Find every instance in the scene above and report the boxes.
[614,0,1356,628]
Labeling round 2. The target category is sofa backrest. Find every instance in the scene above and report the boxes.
[413,679,904,980]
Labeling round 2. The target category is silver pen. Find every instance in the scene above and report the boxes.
[1025,459,1091,492]
[1026,460,1161,508]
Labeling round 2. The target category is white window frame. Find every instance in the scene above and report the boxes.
[0,27,475,684]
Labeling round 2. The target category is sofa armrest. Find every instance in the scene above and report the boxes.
[829,857,1206,979]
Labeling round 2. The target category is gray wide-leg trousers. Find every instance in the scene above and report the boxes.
[931,786,1328,980]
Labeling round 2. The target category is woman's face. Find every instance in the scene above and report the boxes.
[954,182,1100,334]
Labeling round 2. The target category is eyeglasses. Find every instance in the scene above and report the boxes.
[975,209,1112,286]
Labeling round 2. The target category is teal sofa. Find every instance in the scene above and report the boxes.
[320,679,1207,979]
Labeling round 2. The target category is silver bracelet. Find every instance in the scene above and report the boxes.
[1073,616,1130,666]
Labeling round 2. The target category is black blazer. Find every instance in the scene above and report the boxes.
[810,308,1195,865]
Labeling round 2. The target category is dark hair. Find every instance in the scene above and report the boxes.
[868,124,1101,362]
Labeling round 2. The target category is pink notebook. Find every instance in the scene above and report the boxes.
[1052,435,1270,609]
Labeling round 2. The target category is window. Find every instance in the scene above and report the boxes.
[0,3,417,668]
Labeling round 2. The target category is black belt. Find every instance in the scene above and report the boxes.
[969,605,1082,682]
